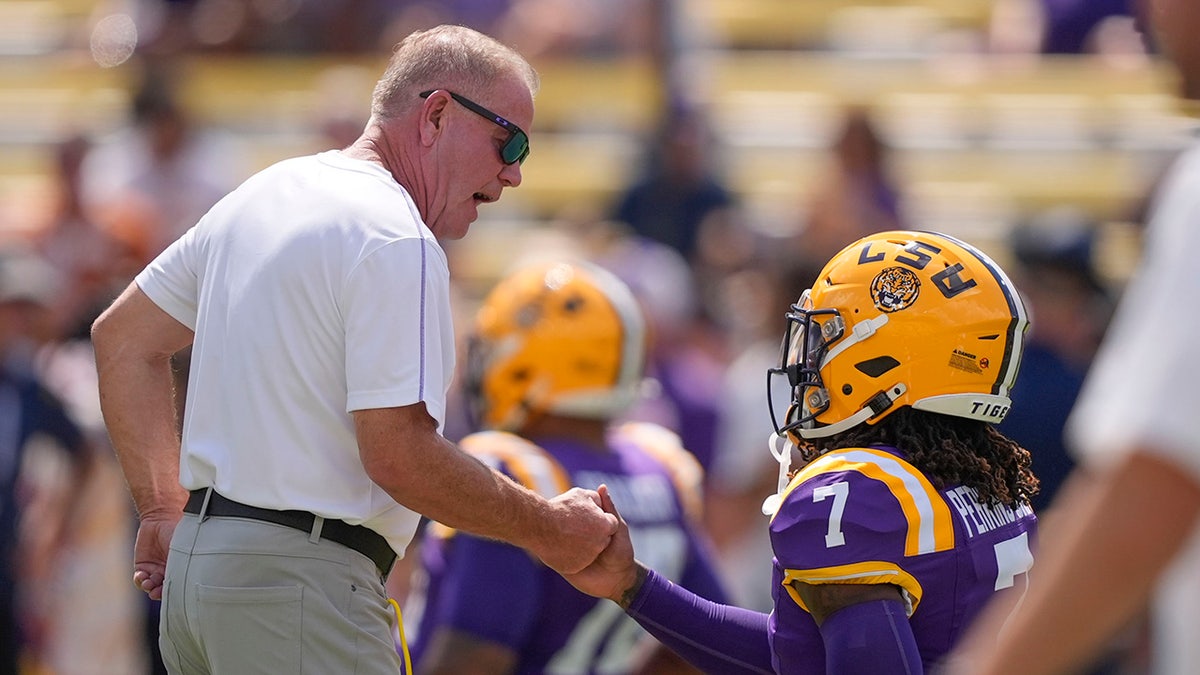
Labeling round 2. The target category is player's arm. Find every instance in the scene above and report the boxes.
[795,581,922,673]
[565,488,777,674]
[624,568,775,674]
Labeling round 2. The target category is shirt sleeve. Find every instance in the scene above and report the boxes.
[135,226,201,330]
[771,448,955,616]
[342,237,454,426]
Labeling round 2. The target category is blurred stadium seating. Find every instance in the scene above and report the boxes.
[0,0,1189,276]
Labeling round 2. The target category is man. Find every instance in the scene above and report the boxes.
[405,260,729,673]
[565,231,1040,673]
[0,250,93,675]
[950,0,1200,672]
[91,25,617,674]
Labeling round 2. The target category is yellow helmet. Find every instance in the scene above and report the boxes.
[768,230,1029,440]
[466,260,648,432]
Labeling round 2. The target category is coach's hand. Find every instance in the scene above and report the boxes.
[132,513,178,600]
[529,487,619,576]
[560,485,643,606]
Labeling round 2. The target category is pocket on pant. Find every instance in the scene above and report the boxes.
[198,584,302,673]
[158,580,185,671]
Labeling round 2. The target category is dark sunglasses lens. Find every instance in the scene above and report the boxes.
[502,131,530,165]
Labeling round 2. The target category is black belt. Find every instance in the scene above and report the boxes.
[184,489,396,579]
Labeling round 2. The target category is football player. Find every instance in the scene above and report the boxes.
[564,230,1040,673]
[404,260,729,674]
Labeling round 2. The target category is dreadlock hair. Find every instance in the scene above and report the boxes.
[798,407,1039,509]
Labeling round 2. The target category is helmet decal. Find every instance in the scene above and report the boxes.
[870,267,921,313]
[948,348,985,375]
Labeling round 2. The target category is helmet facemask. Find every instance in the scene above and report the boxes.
[768,290,844,439]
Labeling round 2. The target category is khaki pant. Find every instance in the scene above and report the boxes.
[160,512,402,674]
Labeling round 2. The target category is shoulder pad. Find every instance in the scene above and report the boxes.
[612,421,704,521]
[460,431,572,498]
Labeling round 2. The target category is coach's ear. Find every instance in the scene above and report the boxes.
[418,90,451,148]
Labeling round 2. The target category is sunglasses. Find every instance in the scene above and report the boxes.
[420,90,531,165]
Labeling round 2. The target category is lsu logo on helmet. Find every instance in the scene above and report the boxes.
[870,266,920,313]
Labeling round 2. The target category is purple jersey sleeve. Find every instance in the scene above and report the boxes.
[821,599,922,673]
[626,569,776,674]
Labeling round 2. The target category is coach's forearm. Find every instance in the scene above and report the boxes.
[93,288,190,519]
[357,405,555,543]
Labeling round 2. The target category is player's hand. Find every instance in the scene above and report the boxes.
[560,485,641,604]
[534,486,619,575]
[132,513,179,600]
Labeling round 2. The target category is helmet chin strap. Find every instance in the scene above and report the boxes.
[761,382,907,515]
[796,382,908,439]
[819,313,889,369]
[761,431,795,516]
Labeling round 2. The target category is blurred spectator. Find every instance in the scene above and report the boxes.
[610,101,737,268]
[311,65,374,152]
[990,0,1145,56]
[378,1,517,54]
[0,249,94,675]
[1040,0,1136,54]
[790,105,905,288]
[493,0,660,61]
[998,210,1114,511]
[80,60,247,262]
[126,0,661,57]
[31,134,141,341]
[583,221,729,476]
[703,257,812,613]
[128,0,400,54]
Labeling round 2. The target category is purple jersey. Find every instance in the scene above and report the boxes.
[406,423,728,674]
[767,445,1037,671]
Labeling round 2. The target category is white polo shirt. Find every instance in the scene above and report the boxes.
[136,150,455,554]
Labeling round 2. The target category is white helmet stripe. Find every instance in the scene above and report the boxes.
[580,262,646,392]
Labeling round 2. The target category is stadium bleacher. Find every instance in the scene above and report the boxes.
[0,0,1189,278]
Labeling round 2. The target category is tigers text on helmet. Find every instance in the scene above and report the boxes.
[767,230,1029,442]
[466,260,648,433]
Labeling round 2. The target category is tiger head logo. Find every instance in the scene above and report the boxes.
[870,267,920,312]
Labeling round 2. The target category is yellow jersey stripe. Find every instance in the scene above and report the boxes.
[782,561,923,616]
[460,431,573,497]
[613,422,704,522]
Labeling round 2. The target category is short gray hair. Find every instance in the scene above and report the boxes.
[370,25,539,120]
